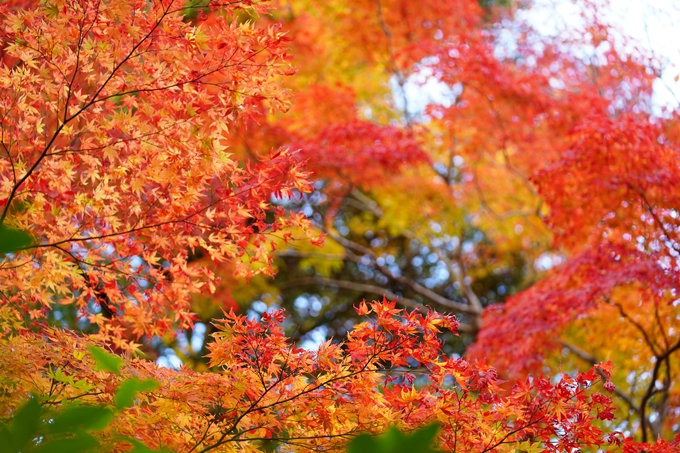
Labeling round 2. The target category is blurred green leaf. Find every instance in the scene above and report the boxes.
[119,436,175,453]
[0,224,33,254]
[347,424,441,453]
[48,406,112,433]
[347,434,376,453]
[87,345,123,374]
[115,378,159,410]
[73,378,96,392]
[3,395,163,453]
[8,398,41,451]
[34,432,99,453]
[0,421,17,453]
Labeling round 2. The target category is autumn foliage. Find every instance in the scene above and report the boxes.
[0,0,317,345]
[2,298,619,452]
[2,0,680,451]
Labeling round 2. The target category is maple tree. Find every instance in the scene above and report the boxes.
[2,298,619,452]
[213,0,541,351]
[1,0,680,452]
[0,0,318,348]
[212,0,680,449]
[471,113,680,442]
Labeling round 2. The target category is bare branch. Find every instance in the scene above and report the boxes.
[329,232,480,317]
[280,276,475,333]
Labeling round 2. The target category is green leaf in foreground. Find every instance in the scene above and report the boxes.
[48,405,112,433]
[33,432,99,453]
[115,378,159,410]
[0,224,33,254]
[87,345,123,375]
[118,436,176,453]
[347,424,441,453]
[5,398,41,452]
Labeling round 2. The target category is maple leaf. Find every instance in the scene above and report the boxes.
[355,300,372,316]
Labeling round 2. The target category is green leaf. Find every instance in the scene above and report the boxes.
[34,432,99,453]
[347,434,378,453]
[43,2,59,18]
[73,379,96,392]
[0,423,17,453]
[48,406,112,433]
[347,424,441,453]
[0,224,33,254]
[8,398,41,451]
[47,367,75,385]
[87,345,123,374]
[115,378,159,410]
[514,440,544,453]
[118,436,174,453]
[400,424,439,452]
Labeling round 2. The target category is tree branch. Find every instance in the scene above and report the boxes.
[280,276,475,333]
[560,340,641,417]
[329,231,481,317]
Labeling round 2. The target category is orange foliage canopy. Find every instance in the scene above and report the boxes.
[472,111,680,442]
[1,298,619,452]
[1,0,680,451]
[242,0,680,447]
[0,0,317,347]
[468,14,680,444]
